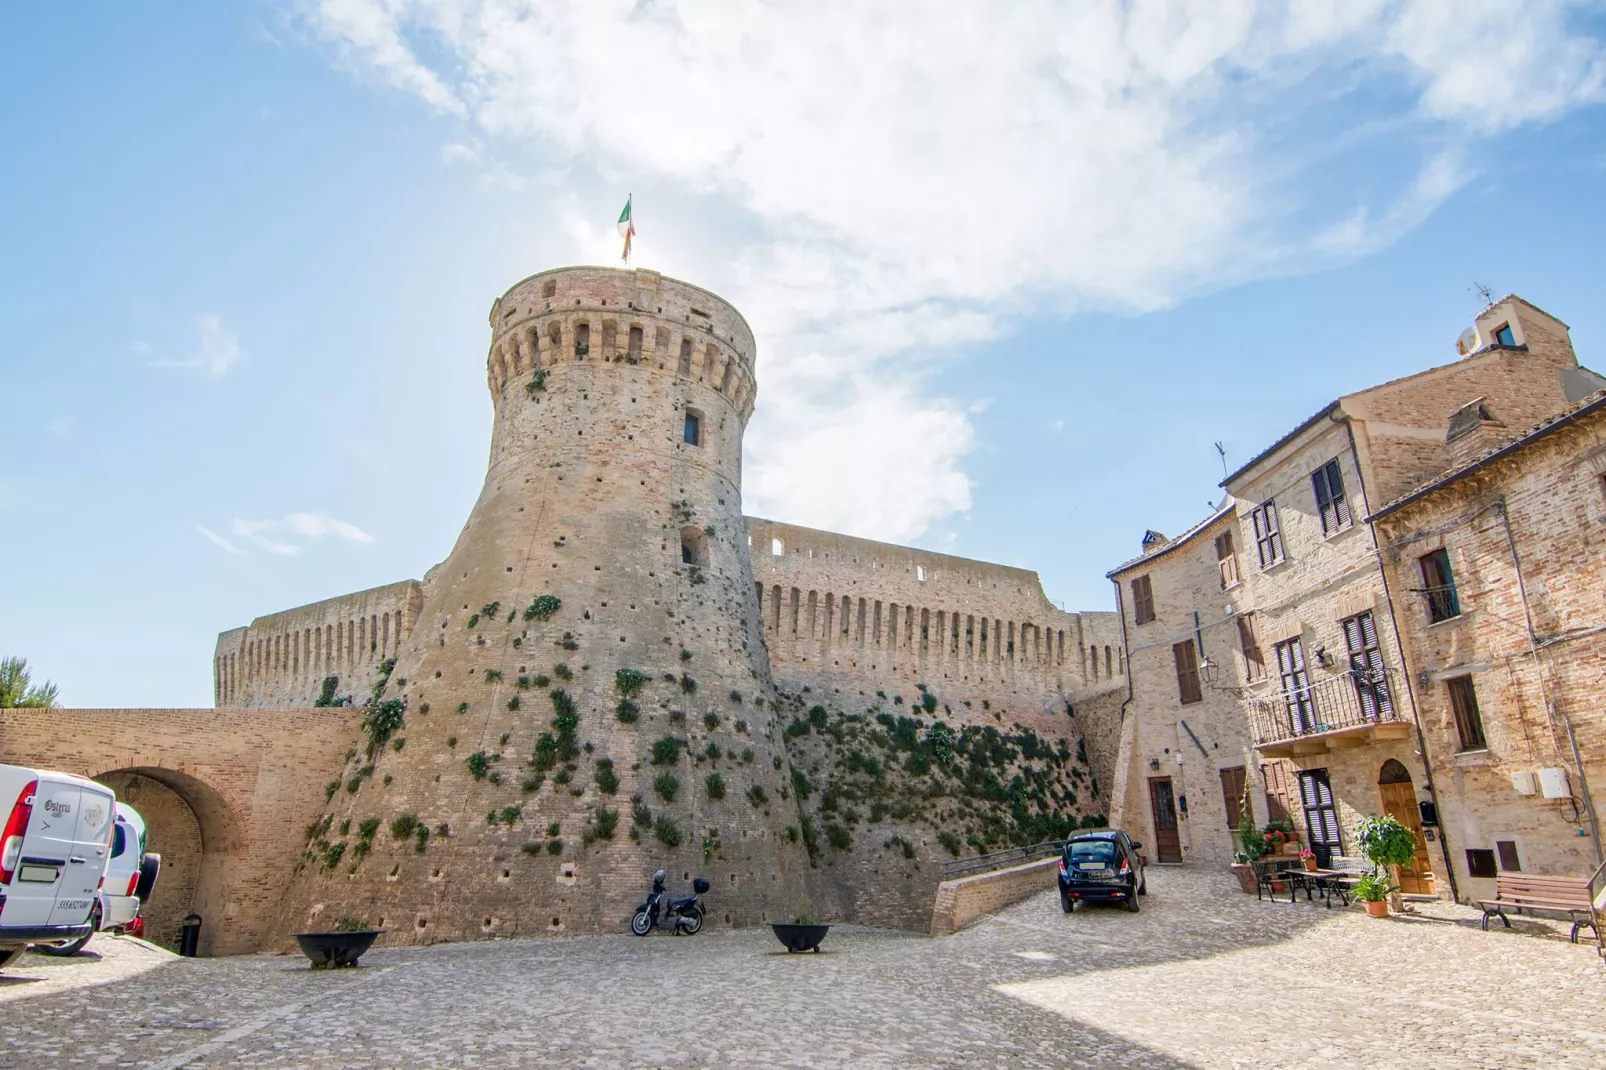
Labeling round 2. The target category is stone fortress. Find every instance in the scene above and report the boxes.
[58,265,1123,952]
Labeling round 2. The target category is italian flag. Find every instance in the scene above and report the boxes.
[618,195,636,262]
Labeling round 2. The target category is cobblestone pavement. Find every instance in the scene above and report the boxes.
[2,867,1602,1068]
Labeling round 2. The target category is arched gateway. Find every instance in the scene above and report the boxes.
[0,706,353,954]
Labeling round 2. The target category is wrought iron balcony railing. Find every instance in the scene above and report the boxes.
[1246,668,1403,747]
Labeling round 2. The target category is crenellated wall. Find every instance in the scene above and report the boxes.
[213,580,424,707]
[745,517,1124,728]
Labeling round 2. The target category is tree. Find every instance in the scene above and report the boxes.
[0,657,60,708]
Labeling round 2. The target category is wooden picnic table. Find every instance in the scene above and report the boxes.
[1283,867,1361,908]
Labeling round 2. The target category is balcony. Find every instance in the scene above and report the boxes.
[1247,668,1412,758]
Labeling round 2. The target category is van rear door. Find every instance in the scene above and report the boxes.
[0,778,78,927]
[46,780,114,927]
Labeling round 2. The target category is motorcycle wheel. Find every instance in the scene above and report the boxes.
[679,906,704,935]
[630,910,653,936]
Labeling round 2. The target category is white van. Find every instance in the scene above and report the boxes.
[35,801,159,956]
[0,764,116,970]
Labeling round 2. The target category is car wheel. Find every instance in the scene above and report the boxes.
[1060,892,1073,914]
[1125,890,1141,913]
[36,904,99,957]
[630,910,653,936]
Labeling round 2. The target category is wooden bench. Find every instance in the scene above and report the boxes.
[1478,873,1602,945]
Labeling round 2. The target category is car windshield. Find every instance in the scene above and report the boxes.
[1067,841,1117,864]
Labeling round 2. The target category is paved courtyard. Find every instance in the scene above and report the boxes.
[2,868,1601,1069]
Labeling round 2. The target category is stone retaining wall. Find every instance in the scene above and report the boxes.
[929,856,1059,935]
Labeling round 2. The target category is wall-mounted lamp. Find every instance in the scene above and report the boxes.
[1148,758,1161,771]
[1314,645,1335,669]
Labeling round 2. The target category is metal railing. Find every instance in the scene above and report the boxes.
[1246,668,1403,746]
[939,840,1068,880]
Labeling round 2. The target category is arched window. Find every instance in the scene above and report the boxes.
[680,525,709,567]
[573,322,590,358]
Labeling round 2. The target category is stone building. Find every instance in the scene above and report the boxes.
[1369,389,1606,900]
[1106,506,1263,866]
[1109,296,1604,897]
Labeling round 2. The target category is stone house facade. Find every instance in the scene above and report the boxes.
[1370,390,1606,901]
[1107,505,1265,866]
[1109,295,1604,897]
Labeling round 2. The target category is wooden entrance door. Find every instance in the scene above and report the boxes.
[1148,777,1182,863]
[1378,769,1435,895]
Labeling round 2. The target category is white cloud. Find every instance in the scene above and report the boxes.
[226,513,374,556]
[149,315,243,377]
[196,526,245,555]
[300,0,1606,541]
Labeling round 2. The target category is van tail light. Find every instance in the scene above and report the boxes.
[1058,859,1068,879]
[126,872,140,897]
[0,780,38,885]
[1118,858,1131,877]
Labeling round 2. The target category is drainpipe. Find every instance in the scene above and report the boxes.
[1495,496,1603,863]
[1339,415,1460,903]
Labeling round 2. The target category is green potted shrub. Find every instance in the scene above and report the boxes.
[1230,814,1270,894]
[1356,814,1417,915]
[1353,871,1394,917]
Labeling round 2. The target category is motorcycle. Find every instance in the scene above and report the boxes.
[631,869,709,936]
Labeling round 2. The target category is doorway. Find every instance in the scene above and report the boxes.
[1148,777,1183,863]
[1377,759,1436,894]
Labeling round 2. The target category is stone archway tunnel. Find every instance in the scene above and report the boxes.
[0,706,355,955]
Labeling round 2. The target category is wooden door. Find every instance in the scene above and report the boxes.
[1378,781,1435,894]
[1148,777,1182,863]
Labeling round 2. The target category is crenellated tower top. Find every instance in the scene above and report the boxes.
[485,266,758,423]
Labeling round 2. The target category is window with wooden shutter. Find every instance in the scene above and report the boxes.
[1251,500,1284,569]
[1173,640,1203,705]
[1341,610,1393,719]
[1418,549,1460,623]
[1237,613,1266,683]
[1131,575,1155,625]
[1218,766,1247,831]
[1261,762,1294,825]
[1312,457,1352,536]
[1447,675,1486,750]
[1215,530,1239,589]
[1299,770,1343,866]
[1275,637,1314,734]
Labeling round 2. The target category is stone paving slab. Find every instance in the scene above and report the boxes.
[1,868,1600,1068]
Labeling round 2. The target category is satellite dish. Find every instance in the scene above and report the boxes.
[1456,327,1479,356]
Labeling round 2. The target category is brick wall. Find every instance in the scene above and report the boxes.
[1375,399,1606,899]
[0,706,353,954]
[929,856,1059,935]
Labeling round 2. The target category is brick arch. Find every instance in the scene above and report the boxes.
[0,705,355,954]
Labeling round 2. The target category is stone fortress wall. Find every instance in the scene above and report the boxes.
[213,580,424,707]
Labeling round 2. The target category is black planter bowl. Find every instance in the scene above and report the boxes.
[293,930,385,969]
[770,923,831,953]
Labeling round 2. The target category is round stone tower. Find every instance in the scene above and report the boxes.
[276,267,809,943]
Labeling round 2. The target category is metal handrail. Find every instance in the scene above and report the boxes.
[938,840,1068,880]
[1246,668,1403,746]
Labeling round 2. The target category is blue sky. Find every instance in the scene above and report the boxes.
[3,2,1604,707]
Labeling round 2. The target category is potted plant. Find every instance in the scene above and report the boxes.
[1353,871,1393,917]
[1230,815,1270,894]
[770,895,830,953]
[1356,814,1417,912]
[1299,848,1318,872]
[293,917,385,969]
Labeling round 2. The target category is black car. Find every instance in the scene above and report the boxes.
[1057,830,1146,913]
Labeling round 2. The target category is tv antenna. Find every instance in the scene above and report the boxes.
[1214,441,1229,481]
[1472,282,1494,309]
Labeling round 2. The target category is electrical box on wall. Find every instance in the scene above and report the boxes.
[1511,770,1538,796]
[1539,767,1571,800]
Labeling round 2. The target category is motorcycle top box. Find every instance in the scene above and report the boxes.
[692,878,710,894]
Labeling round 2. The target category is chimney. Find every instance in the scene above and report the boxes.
[1141,530,1169,555]
[1445,398,1505,468]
